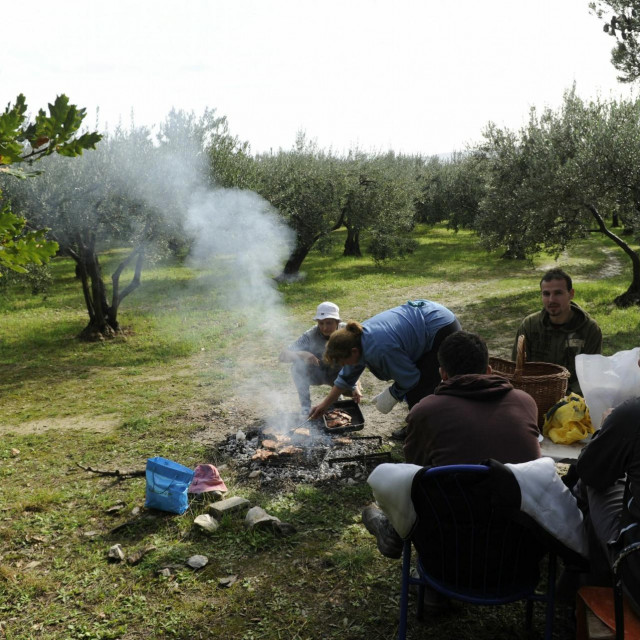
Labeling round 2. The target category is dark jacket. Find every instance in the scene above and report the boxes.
[403,374,541,467]
[577,397,640,524]
[513,302,602,394]
[576,397,640,613]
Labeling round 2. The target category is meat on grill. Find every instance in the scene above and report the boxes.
[325,408,352,429]
[278,445,303,457]
[251,449,278,462]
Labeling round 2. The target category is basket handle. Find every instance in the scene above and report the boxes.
[515,335,527,374]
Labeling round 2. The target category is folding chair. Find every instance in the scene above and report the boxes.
[397,464,557,640]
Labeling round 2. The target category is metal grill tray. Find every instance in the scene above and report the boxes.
[322,399,365,434]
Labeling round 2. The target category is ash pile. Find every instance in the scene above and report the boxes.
[219,411,391,486]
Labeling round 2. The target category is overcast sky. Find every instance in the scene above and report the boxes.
[2,0,637,156]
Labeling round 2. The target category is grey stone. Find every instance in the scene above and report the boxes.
[186,555,209,569]
[107,544,125,562]
[245,506,279,529]
[194,514,219,533]
[127,545,156,565]
[208,496,250,519]
[218,575,238,588]
[244,506,296,537]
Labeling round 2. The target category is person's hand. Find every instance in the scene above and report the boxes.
[299,351,320,366]
[309,402,329,420]
[352,385,363,404]
[372,387,398,414]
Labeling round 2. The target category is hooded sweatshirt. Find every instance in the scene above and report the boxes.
[512,301,602,394]
[403,374,541,467]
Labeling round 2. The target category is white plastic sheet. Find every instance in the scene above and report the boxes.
[575,348,640,428]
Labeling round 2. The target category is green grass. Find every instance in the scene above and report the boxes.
[0,225,637,639]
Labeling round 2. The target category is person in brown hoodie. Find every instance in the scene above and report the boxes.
[404,331,541,467]
[363,331,541,560]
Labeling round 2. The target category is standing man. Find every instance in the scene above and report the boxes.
[280,302,361,416]
[513,268,602,394]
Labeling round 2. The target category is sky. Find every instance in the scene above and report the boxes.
[2,0,638,157]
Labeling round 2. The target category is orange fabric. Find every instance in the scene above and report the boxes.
[578,586,640,639]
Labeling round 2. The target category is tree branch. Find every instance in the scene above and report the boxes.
[76,462,145,478]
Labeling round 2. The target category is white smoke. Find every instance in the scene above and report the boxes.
[185,187,293,311]
[43,118,302,417]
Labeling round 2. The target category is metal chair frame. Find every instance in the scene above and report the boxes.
[612,541,640,639]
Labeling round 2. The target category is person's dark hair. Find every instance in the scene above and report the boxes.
[324,321,363,365]
[540,268,572,291]
[437,331,488,377]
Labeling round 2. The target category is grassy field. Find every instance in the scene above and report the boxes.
[0,224,638,639]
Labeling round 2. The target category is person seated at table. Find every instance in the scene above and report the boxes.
[363,331,541,558]
[572,399,640,612]
[512,268,602,395]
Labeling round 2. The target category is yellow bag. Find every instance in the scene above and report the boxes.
[542,393,595,444]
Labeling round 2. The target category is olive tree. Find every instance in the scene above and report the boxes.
[4,109,222,338]
[591,0,640,82]
[340,151,420,261]
[476,88,640,305]
[253,135,346,279]
[416,152,487,234]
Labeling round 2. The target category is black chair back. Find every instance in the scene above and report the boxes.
[410,464,546,601]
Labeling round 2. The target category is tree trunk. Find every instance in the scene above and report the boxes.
[587,204,640,307]
[500,242,526,260]
[276,242,314,281]
[66,238,147,340]
[343,225,362,257]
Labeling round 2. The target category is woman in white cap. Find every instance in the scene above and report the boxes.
[279,302,361,415]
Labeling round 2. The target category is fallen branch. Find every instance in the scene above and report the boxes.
[77,463,145,478]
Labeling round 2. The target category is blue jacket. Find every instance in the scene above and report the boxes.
[334,300,455,400]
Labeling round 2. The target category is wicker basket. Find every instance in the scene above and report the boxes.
[489,335,570,429]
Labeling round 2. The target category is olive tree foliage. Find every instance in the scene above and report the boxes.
[591,0,640,82]
[475,87,640,306]
[251,135,346,279]
[4,108,223,338]
[0,94,100,275]
[416,152,487,233]
[339,151,420,262]
[230,136,424,278]
[208,119,256,190]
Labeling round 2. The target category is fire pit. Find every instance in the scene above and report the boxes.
[219,410,392,486]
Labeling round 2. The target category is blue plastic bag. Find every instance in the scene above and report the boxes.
[145,457,194,514]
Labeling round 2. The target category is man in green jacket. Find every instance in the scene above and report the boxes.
[512,268,602,395]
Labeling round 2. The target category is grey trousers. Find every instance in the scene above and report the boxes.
[291,360,337,409]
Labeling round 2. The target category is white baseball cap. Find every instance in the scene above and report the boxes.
[313,301,340,321]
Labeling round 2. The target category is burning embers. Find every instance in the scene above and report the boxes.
[220,411,391,485]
